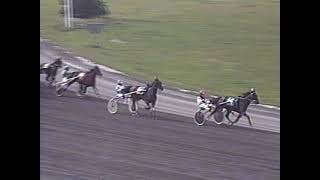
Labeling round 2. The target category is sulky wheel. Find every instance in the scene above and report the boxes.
[194,111,206,126]
[213,110,225,125]
[107,98,119,114]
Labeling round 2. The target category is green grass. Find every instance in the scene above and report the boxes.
[40,0,280,105]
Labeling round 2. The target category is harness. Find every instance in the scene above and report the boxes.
[226,97,238,106]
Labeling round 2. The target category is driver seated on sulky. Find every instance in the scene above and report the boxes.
[61,65,70,82]
[115,80,125,98]
[197,90,211,111]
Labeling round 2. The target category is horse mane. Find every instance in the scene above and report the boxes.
[51,60,62,66]
[239,93,256,104]
[241,91,251,98]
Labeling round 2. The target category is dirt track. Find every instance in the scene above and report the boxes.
[40,85,279,180]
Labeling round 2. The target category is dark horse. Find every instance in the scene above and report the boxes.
[213,90,260,126]
[126,77,164,118]
[56,66,102,97]
[40,58,63,86]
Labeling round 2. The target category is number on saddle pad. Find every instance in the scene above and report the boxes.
[226,97,236,105]
[136,87,146,94]
[43,63,50,69]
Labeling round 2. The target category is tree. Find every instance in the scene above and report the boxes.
[60,0,111,19]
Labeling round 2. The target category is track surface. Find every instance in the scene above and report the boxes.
[41,85,280,180]
[40,39,280,133]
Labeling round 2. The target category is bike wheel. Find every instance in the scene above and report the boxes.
[194,111,206,126]
[107,98,119,114]
[213,110,225,125]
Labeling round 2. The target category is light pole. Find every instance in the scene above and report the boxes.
[64,0,68,27]
[63,0,73,28]
[70,0,73,27]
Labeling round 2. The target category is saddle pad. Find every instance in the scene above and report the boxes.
[43,63,49,68]
[226,97,238,106]
[226,97,235,102]
[78,72,86,79]
[137,87,146,92]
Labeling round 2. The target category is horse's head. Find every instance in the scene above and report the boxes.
[93,66,103,76]
[152,77,164,91]
[53,58,63,68]
[246,91,260,104]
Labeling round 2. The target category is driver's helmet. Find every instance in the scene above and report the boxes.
[199,90,205,97]
[64,66,69,70]
[117,80,123,85]
[250,88,255,93]
[55,56,61,61]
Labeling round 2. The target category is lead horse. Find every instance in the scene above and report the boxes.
[213,91,260,126]
[127,77,164,119]
[56,66,102,97]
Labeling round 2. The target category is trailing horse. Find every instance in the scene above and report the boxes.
[40,58,63,86]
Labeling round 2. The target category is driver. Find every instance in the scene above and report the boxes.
[61,66,70,78]
[115,80,125,98]
[58,65,71,91]
[61,65,70,81]
[197,90,211,111]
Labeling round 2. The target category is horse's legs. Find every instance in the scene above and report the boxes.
[50,76,55,86]
[150,101,156,119]
[45,73,51,86]
[93,86,100,98]
[144,99,151,110]
[243,112,252,126]
[81,85,86,94]
[231,113,243,126]
[82,85,87,95]
[225,110,233,125]
[45,73,50,81]
[131,99,136,111]
[130,99,138,116]
[77,84,83,96]
[44,68,50,81]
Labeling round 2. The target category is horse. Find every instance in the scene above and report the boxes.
[40,59,63,86]
[213,91,260,126]
[127,78,164,119]
[56,66,102,97]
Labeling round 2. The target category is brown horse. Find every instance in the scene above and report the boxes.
[56,66,102,97]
